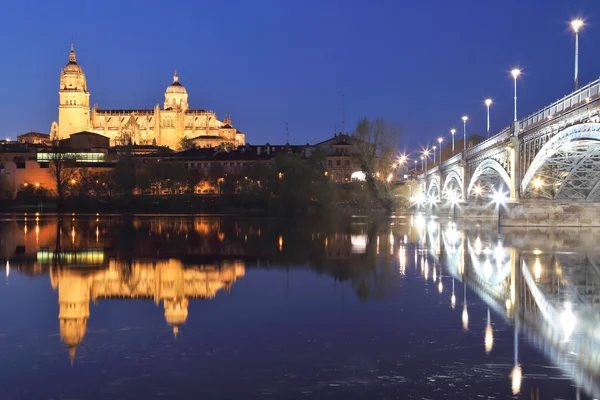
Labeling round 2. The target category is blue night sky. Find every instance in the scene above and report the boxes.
[1,0,599,152]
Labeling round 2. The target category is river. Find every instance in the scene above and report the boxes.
[0,213,598,399]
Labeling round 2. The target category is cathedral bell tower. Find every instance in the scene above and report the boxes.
[56,44,90,139]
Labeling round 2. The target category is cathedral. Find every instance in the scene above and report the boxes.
[50,45,245,150]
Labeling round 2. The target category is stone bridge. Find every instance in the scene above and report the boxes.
[418,78,600,205]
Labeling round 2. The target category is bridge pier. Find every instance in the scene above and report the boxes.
[509,124,521,200]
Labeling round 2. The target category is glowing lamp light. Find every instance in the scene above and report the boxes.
[484,98,493,107]
[533,178,543,189]
[438,279,443,293]
[571,18,584,33]
[451,292,456,309]
[462,116,468,122]
[490,188,508,205]
[511,68,521,79]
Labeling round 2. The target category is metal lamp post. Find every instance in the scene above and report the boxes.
[572,19,584,90]
[437,137,443,163]
[462,116,468,151]
[511,69,521,122]
[485,99,492,138]
[450,129,456,154]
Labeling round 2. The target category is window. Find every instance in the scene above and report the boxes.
[336,160,341,166]
[345,159,350,166]
[328,160,332,166]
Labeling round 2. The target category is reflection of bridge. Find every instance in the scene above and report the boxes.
[419,79,600,204]
[417,218,600,398]
[50,260,245,364]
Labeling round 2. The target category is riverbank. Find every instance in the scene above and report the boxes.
[0,194,398,216]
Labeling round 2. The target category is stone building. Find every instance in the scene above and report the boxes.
[50,45,245,150]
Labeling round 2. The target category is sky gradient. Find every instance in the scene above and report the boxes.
[1,0,599,152]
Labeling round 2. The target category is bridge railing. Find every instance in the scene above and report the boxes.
[465,125,511,158]
[440,153,462,169]
[519,77,600,132]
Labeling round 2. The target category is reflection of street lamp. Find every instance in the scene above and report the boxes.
[484,99,492,138]
[451,279,456,309]
[462,116,468,151]
[437,137,443,163]
[462,284,468,331]
[511,325,521,395]
[571,19,584,90]
[511,69,521,122]
[450,129,456,154]
[485,308,493,353]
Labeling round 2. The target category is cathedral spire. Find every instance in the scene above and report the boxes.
[69,43,76,63]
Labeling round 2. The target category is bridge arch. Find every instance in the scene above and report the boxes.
[521,123,600,200]
[427,176,440,202]
[467,159,511,199]
[442,170,463,200]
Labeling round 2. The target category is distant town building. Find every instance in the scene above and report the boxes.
[315,133,363,182]
[50,44,245,150]
[17,131,51,145]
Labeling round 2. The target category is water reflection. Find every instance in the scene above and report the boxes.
[52,259,245,363]
[1,214,600,398]
[412,215,600,397]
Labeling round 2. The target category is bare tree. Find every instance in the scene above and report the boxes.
[352,117,402,211]
[47,143,77,201]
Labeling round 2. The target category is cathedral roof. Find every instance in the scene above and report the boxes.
[63,43,83,74]
[165,71,187,94]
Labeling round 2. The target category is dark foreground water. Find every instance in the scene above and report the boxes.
[0,214,598,399]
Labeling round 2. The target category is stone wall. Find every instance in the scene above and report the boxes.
[415,200,600,227]
[501,201,600,227]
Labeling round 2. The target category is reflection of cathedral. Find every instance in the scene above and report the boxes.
[50,259,244,363]
[50,45,245,150]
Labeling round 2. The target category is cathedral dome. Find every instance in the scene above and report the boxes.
[63,44,83,74]
[165,71,187,94]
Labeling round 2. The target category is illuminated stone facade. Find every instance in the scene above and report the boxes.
[50,45,245,150]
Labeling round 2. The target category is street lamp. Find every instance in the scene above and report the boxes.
[450,129,456,154]
[484,99,492,138]
[462,116,468,151]
[571,19,584,90]
[437,137,443,163]
[414,159,418,176]
[420,156,424,172]
[432,146,437,164]
[511,69,521,122]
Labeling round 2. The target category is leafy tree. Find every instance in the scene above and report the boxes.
[352,117,403,211]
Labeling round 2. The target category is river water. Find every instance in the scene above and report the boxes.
[0,213,598,399]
